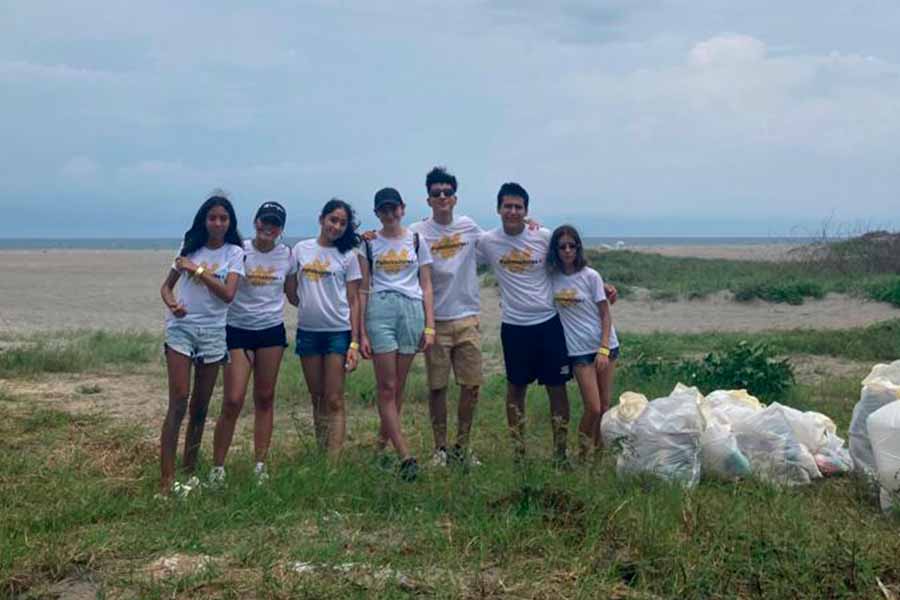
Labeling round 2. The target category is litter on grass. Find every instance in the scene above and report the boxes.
[603,382,852,488]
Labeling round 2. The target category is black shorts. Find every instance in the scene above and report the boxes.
[225,323,288,351]
[500,314,571,386]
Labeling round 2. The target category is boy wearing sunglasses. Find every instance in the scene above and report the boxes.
[409,167,485,469]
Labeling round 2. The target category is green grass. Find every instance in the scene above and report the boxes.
[589,249,900,305]
[3,327,899,596]
[0,330,160,378]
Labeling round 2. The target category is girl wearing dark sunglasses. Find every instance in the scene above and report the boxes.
[547,225,620,459]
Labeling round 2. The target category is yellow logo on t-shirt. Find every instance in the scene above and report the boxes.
[189,262,219,284]
[554,288,581,308]
[499,249,539,274]
[246,265,277,286]
[431,233,466,260]
[301,257,331,282]
[377,249,413,274]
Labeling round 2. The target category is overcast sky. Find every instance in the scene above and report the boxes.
[2,1,899,237]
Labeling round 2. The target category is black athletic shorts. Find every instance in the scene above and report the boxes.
[225,323,288,351]
[500,314,571,386]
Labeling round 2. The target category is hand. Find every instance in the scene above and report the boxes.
[361,230,377,242]
[605,283,618,305]
[360,335,372,359]
[419,330,434,353]
[344,347,360,372]
[175,257,199,274]
[595,353,610,372]
[168,302,187,318]
[525,218,541,231]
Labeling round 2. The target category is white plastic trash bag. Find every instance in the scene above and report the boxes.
[703,389,763,428]
[700,422,752,481]
[734,405,822,486]
[849,361,900,478]
[616,385,704,488]
[866,400,900,512]
[814,431,852,476]
[601,392,648,451]
[767,402,831,454]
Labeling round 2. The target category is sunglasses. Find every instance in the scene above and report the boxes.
[428,188,455,198]
[558,242,579,250]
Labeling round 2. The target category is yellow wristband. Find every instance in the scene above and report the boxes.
[349,342,360,350]
[423,327,435,335]
[598,347,611,357]
[195,266,205,277]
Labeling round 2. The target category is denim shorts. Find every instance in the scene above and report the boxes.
[366,290,424,355]
[165,322,228,364]
[571,346,620,368]
[295,329,352,357]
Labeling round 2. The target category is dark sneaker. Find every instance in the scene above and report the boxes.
[448,444,482,469]
[399,457,419,482]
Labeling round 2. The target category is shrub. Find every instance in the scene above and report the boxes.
[625,342,794,400]
[732,281,825,305]
[867,277,900,307]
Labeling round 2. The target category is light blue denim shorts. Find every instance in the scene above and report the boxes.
[366,290,424,355]
[164,322,228,364]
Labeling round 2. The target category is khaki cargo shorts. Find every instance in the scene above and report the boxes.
[425,315,484,390]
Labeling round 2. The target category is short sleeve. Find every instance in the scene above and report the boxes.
[538,227,552,243]
[591,269,607,303]
[416,234,433,266]
[227,245,245,276]
[345,251,362,282]
[475,231,490,265]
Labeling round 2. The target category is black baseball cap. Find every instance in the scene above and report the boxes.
[373,187,404,210]
[255,201,286,227]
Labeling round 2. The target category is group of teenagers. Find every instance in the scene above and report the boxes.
[158,167,619,496]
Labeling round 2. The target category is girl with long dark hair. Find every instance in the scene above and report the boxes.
[285,199,363,457]
[547,224,619,459]
[210,201,294,485]
[159,193,245,496]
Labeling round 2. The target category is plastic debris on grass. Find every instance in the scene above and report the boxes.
[604,382,853,487]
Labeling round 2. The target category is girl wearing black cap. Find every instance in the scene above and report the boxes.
[159,193,245,497]
[209,201,295,486]
[359,187,436,481]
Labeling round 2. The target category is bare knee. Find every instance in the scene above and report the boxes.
[167,393,189,422]
[325,392,344,415]
[221,394,244,420]
[376,379,397,397]
[254,387,275,411]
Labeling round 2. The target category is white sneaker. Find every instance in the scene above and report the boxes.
[207,467,226,488]
[429,448,448,468]
[254,463,269,486]
[172,476,201,498]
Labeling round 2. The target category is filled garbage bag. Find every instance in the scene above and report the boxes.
[600,392,648,451]
[767,402,832,454]
[700,422,752,481]
[703,389,763,427]
[734,405,822,486]
[849,361,900,478]
[866,400,900,511]
[814,431,853,476]
[616,385,704,488]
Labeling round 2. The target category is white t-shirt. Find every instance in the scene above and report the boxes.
[410,216,483,321]
[552,267,619,356]
[227,240,295,330]
[292,239,362,332]
[166,243,245,328]
[365,230,433,301]
[477,226,556,326]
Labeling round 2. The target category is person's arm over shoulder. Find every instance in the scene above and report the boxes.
[590,268,608,304]
[537,227,552,243]
[416,232,433,266]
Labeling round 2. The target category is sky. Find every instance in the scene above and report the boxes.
[2,1,899,237]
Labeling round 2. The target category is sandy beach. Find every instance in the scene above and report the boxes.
[0,248,896,337]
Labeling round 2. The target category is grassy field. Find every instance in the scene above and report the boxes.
[2,326,900,598]
[589,248,900,306]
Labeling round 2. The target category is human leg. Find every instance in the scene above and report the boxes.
[182,361,221,474]
[322,353,348,457]
[251,345,285,464]
[161,348,192,494]
[573,362,602,458]
[212,349,252,467]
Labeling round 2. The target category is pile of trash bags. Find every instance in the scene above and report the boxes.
[848,360,900,511]
[601,383,852,488]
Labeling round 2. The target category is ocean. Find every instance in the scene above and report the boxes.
[0,236,817,250]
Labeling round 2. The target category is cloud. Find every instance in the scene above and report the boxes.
[60,156,99,177]
[689,34,767,66]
